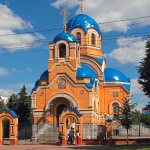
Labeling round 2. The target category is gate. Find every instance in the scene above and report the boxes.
[34,123,58,143]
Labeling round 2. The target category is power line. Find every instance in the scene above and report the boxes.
[0,34,148,56]
[101,19,150,31]
[0,28,62,37]
[0,15,150,37]
[99,15,150,24]
[0,30,149,47]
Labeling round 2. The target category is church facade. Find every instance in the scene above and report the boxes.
[31,13,130,144]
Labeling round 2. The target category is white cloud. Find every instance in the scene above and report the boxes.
[51,0,150,32]
[11,67,32,73]
[0,67,9,76]
[0,4,44,52]
[26,68,32,72]
[11,68,23,73]
[106,37,145,64]
[51,0,78,8]
[131,78,142,94]
[0,89,13,97]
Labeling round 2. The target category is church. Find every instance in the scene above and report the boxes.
[31,8,130,144]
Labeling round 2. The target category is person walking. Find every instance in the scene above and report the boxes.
[58,132,63,146]
[76,130,80,146]
[68,127,75,144]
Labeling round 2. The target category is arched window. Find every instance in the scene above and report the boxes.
[76,32,81,44]
[59,44,66,58]
[91,33,96,45]
[113,103,119,117]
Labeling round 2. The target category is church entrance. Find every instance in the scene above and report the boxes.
[56,104,67,127]
[65,116,77,145]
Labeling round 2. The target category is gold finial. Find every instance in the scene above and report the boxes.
[64,24,67,32]
[78,0,85,13]
[61,8,69,32]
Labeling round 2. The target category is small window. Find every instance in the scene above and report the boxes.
[113,102,119,117]
[59,44,66,58]
[91,33,96,45]
[76,32,81,44]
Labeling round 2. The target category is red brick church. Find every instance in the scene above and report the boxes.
[31,8,130,144]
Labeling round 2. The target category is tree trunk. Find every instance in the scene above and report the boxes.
[127,128,128,145]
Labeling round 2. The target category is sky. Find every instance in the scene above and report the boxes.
[0,0,150,111]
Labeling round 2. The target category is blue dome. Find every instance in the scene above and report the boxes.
[77,63,98,79]
[31,70,48,93]
[77,63,98,89]
[40,70,48,80]
[53,32,78,43]
[104,68,130,83]
[67,14,101,35]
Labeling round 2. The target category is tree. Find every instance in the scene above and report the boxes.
[17,85,31,123]
[141,101,150,126]
[7,85,31,124]
[132,109,141,124]
[119,98,136,145]
[141,114,150,126]
[7,94,18,112]
[138,37,150,98]
[0,101,5,109]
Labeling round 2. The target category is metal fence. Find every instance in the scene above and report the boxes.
[112,123,150,138]
[33,123,58,144]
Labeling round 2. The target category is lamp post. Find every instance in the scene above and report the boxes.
[101,113,110,139]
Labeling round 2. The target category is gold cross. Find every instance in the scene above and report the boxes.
[61,8,69,26]
[78,0,85,13]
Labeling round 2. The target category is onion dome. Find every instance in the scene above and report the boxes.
[77,63,97,79]
[104,68,130,92]
[53,32,78,43]
[77,63,98,89]
[67,14,101,35]
[40,70,48,80]
[31,70,48,93]
[104,68,130,83]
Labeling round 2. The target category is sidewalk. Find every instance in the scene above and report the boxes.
[0,144,109,150]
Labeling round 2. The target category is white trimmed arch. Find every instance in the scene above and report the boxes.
[109,100,122,116]
[45,93,78,110]
[71,28,85,45]
[55,40,69,58]
[87,29,101,47]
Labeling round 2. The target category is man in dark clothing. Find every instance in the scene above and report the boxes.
[58,132,63,146]
[68,127,75,144]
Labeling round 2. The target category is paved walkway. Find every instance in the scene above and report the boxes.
[0,145,109,150]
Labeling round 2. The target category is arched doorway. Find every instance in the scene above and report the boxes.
[59,111,81,145]
[65,116,78,145]
[0,109,18,145]
[56,104,67,127]
[2,119,10,145]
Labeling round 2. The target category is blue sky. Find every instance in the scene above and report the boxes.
[0,0,150,111]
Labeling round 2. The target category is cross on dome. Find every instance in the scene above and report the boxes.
[78,0,85,13]
[61,8,69,32]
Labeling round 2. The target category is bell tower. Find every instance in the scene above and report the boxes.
[48,9,80,82]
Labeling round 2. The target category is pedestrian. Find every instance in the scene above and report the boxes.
[58,132,63,146]
[68,127,75,144]
[76,130,80,146]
